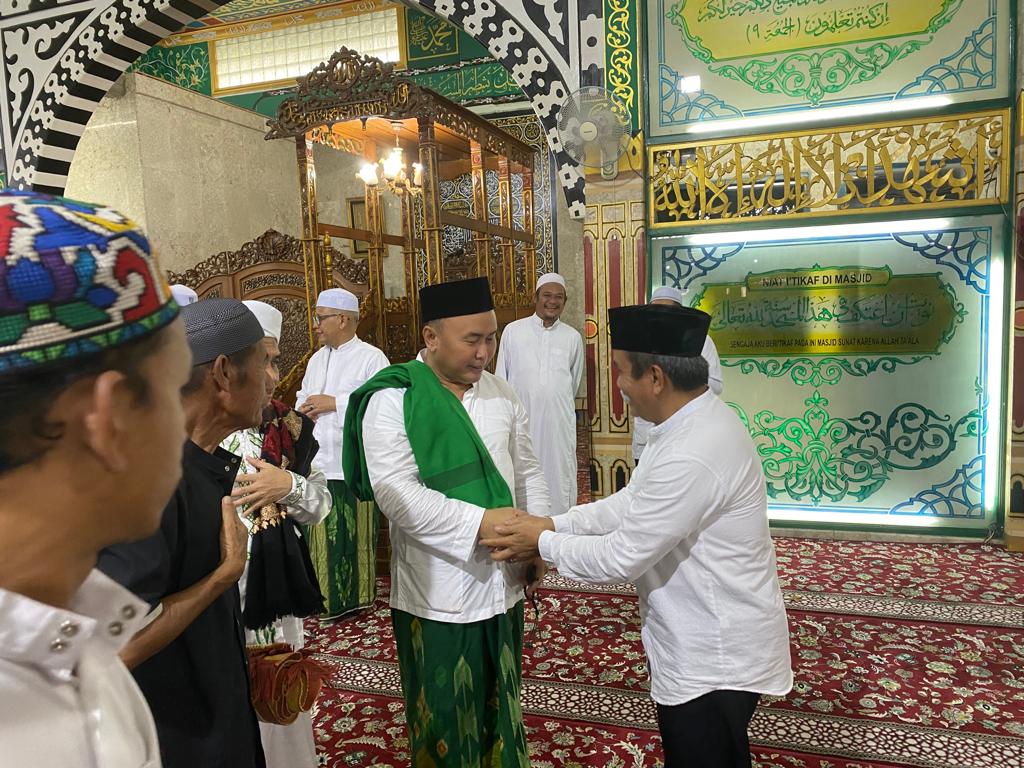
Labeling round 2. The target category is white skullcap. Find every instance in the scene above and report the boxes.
[242,300,283,342]
[316,288,359,313]
[170,284,198,306]
[536,273,566,291]
[651,286,684,305]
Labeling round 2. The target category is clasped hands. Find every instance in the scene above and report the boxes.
[478,506,554,563]
[479,507,554,598]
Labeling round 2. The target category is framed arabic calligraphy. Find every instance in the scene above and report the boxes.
[650,214,1008,529]
[648,108,1009,228]
[649,0,1012,139]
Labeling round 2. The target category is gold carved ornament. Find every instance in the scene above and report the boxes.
[265,48,535,172]
[265,48,438,138]
[605,0,636,119]
[649,109,1009,228]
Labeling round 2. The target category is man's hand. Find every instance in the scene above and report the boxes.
[478,507,526,540]
[481,514,554,562]
[298,394,336,420]
[216,497,249,586]
[525,557,548,599]
[232,457,293,510]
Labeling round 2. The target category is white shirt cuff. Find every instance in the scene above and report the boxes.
[455,504,487,562]
[538,529,563,563]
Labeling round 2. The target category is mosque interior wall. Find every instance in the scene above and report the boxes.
[67,74,303,275]
[13,0,1024,539]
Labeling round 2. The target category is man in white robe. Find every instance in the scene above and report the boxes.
[296,288,389,616]
[483,303,793,768]
[222,301,331,768]
[496,272,584,514]
[632,285,723,464]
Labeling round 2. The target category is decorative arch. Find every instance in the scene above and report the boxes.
[0,0,585,217]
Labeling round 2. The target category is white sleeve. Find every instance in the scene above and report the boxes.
[704,337,724,395]
[570,330,584,396]
[370,348,390,375]
[362,388,486,562]
[508,390,551,515]
[550,484,634,537]
[539,457,723,584]
[281,467,331,525]
[494,330,511,381]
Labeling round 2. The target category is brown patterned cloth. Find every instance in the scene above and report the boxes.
[247,643,327,725]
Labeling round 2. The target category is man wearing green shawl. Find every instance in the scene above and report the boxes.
[344,277,550,767]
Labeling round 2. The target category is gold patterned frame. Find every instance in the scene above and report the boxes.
[648,108,1010,229]
[267,47,538,362]
[167,229,369,404]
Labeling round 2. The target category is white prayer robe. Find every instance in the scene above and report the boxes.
[0,570,161,768]
[295,336,390,481]
[540,391,793,706]
[632,335,724,461]
[495,314,584,515]
[220,425,332,768]
[362,367,550,623]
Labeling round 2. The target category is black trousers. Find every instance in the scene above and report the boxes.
[657,690,760,768]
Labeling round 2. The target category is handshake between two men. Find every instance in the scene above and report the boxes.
[478,507,556,598]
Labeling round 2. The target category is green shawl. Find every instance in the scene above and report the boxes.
[342,360,513,509]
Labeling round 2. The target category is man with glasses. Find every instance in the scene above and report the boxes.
[296,288,389,616]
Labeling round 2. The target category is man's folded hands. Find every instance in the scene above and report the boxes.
[481,514,555,561]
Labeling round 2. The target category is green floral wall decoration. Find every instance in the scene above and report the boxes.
[130,43,212,96]
[722,356,933,388]
[729,391,983,504]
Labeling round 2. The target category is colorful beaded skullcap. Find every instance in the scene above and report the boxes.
[0,190,178,372]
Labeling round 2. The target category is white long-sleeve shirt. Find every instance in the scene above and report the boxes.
[0,570,161,768]
[540,391,792,706]
[295,336,390,481]
[362,367,550,623]
[632,335,724,460]
[495,314,584,515]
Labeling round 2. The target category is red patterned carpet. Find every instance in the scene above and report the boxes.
[306,538,1024,767]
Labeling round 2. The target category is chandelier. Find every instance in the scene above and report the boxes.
[357,121,423,195]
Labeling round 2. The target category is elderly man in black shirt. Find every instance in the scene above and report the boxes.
[100,298,273,768]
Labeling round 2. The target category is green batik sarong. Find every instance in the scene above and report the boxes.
[304,478,378,617]
[392,603,530,768]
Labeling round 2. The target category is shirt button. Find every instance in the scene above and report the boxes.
[59,620,79,637]
[224,466,232,472]
[108,621,124,636]
[50,639,67,653]
[121,605,137,620]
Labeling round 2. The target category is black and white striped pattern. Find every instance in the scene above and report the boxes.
[0,0,586,217]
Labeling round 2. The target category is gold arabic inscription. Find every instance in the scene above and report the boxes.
[649,109,1008,227]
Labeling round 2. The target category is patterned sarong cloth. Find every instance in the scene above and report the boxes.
[392,603,530,768]
[304,479,378,617]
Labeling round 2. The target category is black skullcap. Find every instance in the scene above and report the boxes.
[609,304,710,357]
[420,277,494,324]
[181,298,264,365]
